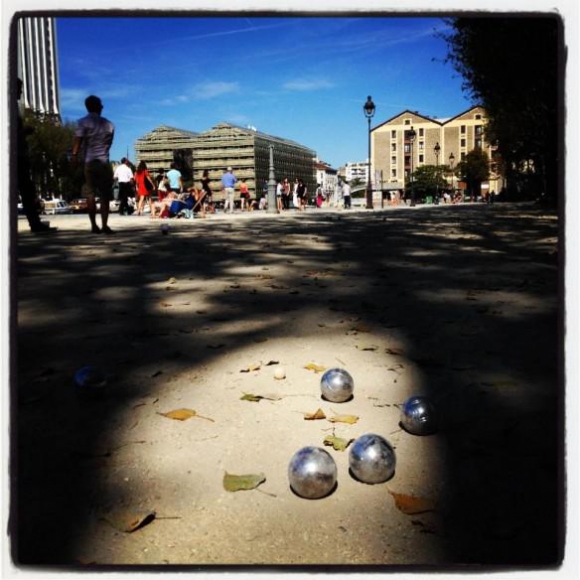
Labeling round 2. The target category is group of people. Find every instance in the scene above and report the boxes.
[275,177,308,212]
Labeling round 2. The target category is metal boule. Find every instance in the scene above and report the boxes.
[320,368,354,403]
[400,395,437,435]
[288,446,337,499]
[349,433,396,484]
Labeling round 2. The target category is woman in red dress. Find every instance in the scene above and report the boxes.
[135,160,155,216]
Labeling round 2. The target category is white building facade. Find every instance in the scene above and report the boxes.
[314,159,338,197]
[17,16,60,117]
[344,160,369,184]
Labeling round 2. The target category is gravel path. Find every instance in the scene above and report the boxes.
[13,203,561,568]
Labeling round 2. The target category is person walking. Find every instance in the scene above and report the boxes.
[342,181,352,209]
[222,166,237,213]
[166,162,182,194]
[71,95,115,234]
[134,160,155,216]
[113,157,134,215]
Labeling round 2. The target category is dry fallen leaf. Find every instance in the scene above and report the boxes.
[158,409,214,422]
[223,472,266,492]
[304,408,327,420]
[323,435,354,451]
[265,360,279,366]
[101,508,156,533]
[304,362,327,373]
[356,344,378,351]
[240,393,282,402]
[388,490,437,515]
[168,277,177,284]
[327,414,359,425]
[240,364,261,373]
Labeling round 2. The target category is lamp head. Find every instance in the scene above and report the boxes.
[363,96,376,119]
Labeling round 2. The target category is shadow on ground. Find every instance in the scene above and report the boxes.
[12,203,562,568]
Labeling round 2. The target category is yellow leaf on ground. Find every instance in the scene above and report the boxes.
[158,409,214,422]
[304,363,326,373]
[168,277,177,284]
[304,408,327,420]
[223,472,266,492]
[323,435,354,451]
[327,414,359,425]
[388,490,437,515]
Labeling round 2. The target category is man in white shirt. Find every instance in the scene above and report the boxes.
[113,157,134,216]
[342,181,352,209]
[71,95,115,234]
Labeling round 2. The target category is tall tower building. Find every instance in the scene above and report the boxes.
[17,16,60,117]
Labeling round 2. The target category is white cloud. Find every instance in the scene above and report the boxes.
[283,79,335,92]
[192,81,239,100]
[59,88,87,111]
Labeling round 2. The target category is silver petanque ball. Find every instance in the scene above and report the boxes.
[288,446,337,499]
[349,433,396,484]
[320,368,354,403]
[400,395,437,435]
[74,366,108,396]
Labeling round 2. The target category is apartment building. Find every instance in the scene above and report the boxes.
[344,160,369,184]
[371,105,503,194]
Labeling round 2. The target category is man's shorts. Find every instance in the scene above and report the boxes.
[83,160,113,199]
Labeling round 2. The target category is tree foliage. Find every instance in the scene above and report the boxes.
[456,149,490,198]
[22,111,83,199]
[443,17,560,202]
[409,165,449,196]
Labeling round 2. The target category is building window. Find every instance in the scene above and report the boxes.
[461,138,466,147]
[405,156,411,166]
[404,119,411,125]
[418,142,424,150]
[419,128,424,137]
[391,130,396,138]
[419,154,424,163]
[391,156,396,164]
[404,144,410,153]
[461,125,466,134]
[405,169,410,179]
[475,114,482,120]
[392,168,396,177]
[475,138,482,149]
[461,152,466,160]
[475,125,483,135]
[391,143,396,152]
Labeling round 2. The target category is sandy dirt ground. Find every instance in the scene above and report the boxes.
[12,203,561,569]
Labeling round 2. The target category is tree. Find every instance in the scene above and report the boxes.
[455,149,490,199]
[443,17,561,204]
[409,165,449,198]
[22,111,82,199]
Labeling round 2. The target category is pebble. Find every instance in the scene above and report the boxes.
[274,367,286,380]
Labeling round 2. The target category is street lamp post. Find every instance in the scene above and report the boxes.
[363,96,376,210]
[267,145,277,214]
[448,152,455,200]
[408,126,416,206]
[434,142,441,204]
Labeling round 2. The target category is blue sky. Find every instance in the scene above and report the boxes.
[56,16,473,168]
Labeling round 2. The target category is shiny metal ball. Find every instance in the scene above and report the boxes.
[400,395,437,435]
[349,433,396,484]
[74,366,108,395]
[320,368,354,403]
[288,446,337,499]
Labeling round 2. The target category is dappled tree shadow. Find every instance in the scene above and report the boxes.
[13,203,561,568]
